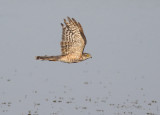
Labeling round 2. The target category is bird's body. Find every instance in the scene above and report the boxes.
[36,17,91,63]
[36,53,91,63]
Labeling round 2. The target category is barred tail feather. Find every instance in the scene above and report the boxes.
[36,56,60,61]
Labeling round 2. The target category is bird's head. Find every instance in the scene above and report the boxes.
[82,53,92,60]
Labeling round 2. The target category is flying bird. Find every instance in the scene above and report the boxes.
[36,17,92,63]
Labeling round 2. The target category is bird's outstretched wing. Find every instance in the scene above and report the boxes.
[60,17,87,56]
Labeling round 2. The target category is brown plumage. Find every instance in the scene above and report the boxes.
[36,17,91,63]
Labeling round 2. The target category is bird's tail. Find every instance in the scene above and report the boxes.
[36,55,60,61]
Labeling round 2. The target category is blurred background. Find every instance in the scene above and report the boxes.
[0,0,160,115]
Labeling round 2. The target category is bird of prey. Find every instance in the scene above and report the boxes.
[36,17,91,63]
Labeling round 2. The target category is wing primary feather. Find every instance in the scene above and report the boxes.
[64,19,67,25]
[67,17,72,23]
[77,22,87,45]
[64,19,70,28]
[78,22,83,32]
[72,18,78,26]
[68,17,75,26]
[61,23,64,28]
